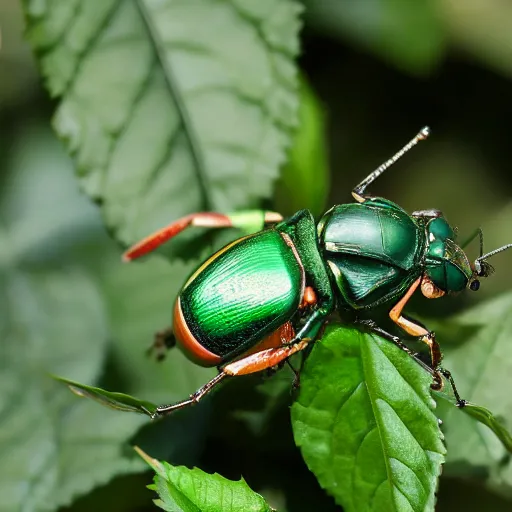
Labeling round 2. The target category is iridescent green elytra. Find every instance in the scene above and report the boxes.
[123,127,512,417]
[181,230,304,358]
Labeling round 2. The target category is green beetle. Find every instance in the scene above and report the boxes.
[124,127,511,417]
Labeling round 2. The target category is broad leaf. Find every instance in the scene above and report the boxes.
[291,325,445,512]
[0,127,145,512]
[24,0,302,251]
[136,447,274,512]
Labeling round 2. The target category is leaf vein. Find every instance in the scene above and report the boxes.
[134,0,212,211]
[35,0,82,57]
[60,0,123,98]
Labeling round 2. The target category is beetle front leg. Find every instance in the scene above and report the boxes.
[282,306,330,350]
[389,277,466,407]
[123,210,283,261]
[356,319,444,389]
[222,338,312,376]
[152,338,313,418]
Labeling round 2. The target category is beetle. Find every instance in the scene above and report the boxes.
[123,127,512,418]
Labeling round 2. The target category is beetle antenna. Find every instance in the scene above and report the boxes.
[474,243,512,277]
[354,126,430,196]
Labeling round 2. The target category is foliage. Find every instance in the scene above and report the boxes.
[2,0,512,510]
[23,0,301,251]
[137,448,274,512]
[292,326,445,511]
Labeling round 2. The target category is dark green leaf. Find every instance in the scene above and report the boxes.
[54,376,157,416]
[291,325,445,512]
[24,0,302,252]
[275,76,329,217]
[136,447,274,512]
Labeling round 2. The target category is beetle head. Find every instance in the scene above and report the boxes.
[424,217,474,293]
[425,218,512,294]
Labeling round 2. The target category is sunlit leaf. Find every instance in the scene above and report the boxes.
[136,447,274,512]
[291,325,445,512]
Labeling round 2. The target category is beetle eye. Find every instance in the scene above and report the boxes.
[470,280,480,291]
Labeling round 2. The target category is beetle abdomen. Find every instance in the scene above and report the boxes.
[176,230,304,364]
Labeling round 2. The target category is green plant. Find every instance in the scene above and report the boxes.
[3,1,512,511]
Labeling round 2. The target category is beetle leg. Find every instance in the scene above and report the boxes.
[152,372,227,418]
[152,339,312,418]
[352,127,430,203]
[123,210,283,261]
[147,327,176,362]
[389,278,442,368]
[356,319,443,386]
[388,278,466,407]
[356,319,417,357]
[282,307,331,349]
[222,338,311,376]
[285,359,301,389]
[439,368,467,407]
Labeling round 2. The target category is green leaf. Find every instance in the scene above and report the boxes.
[432,298,512,495]
[0,125,146,512]
[136,447,274,512]
[291,325,445,512]
[24,0,302,251]
[275,76,329,217]
[303,0,446,74]
[54,376,158,416]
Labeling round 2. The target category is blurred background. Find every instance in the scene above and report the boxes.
[2,0,512,511]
